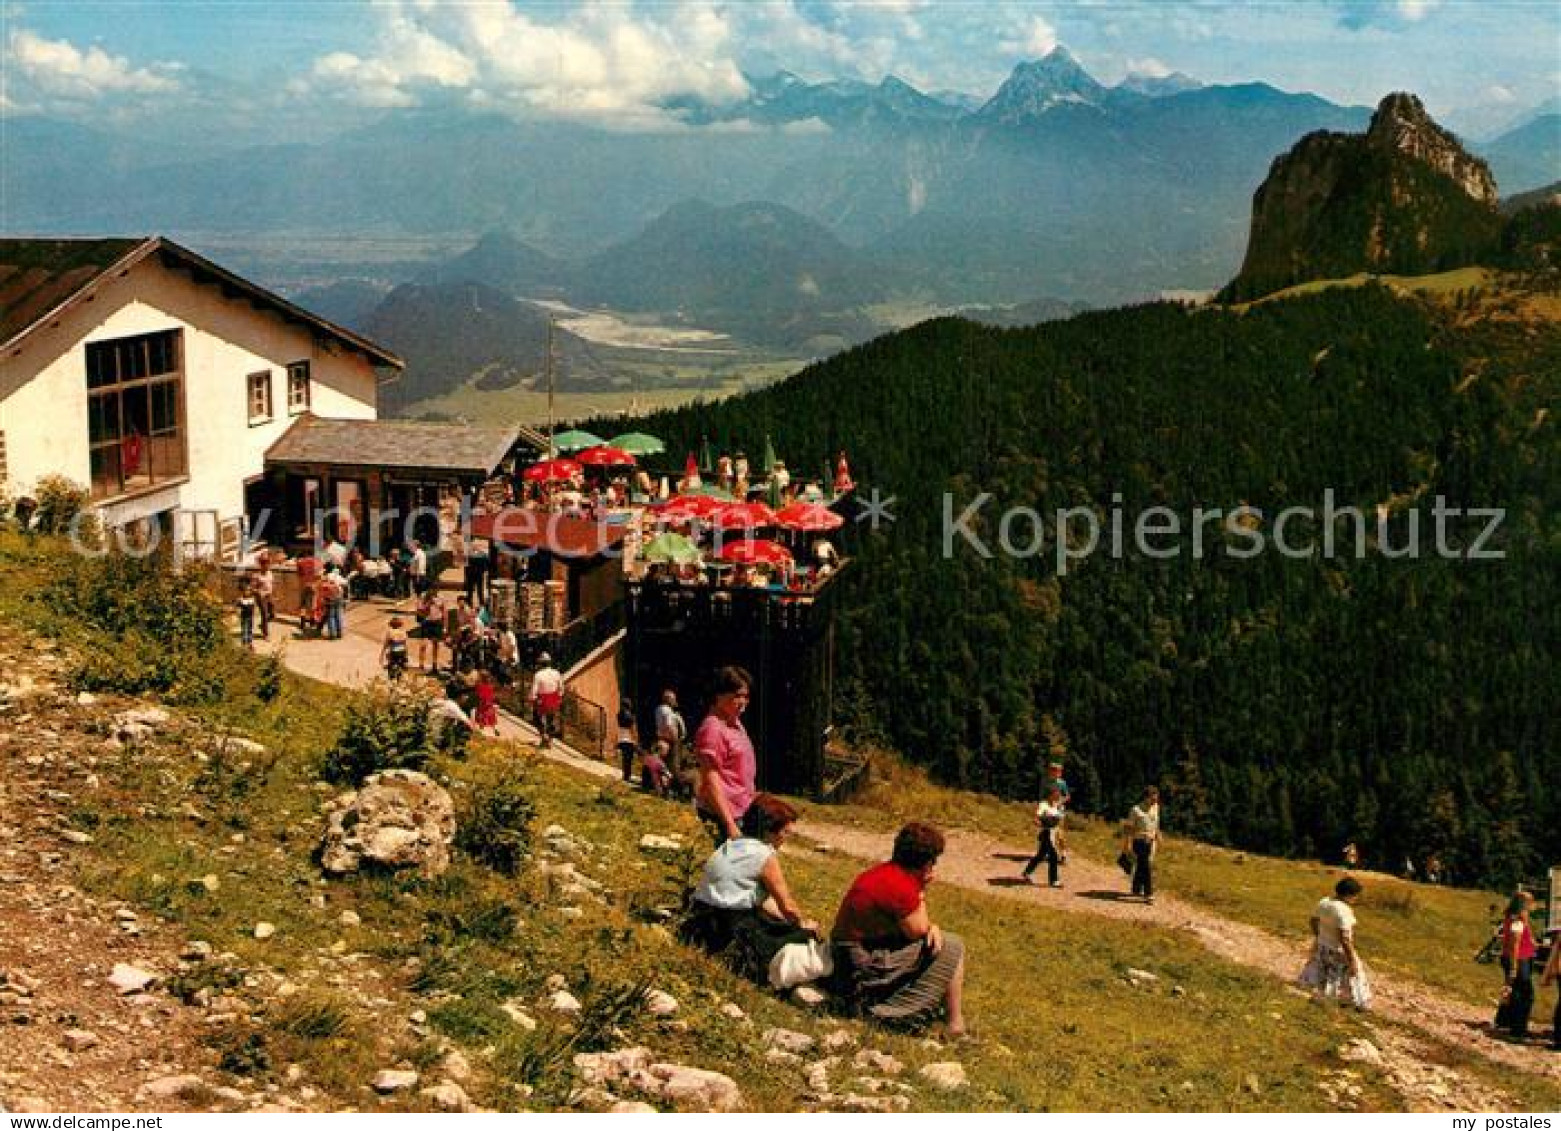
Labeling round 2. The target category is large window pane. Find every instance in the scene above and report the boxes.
[150,380,178,433]
[89,393,120,443]
[91,445,121,497]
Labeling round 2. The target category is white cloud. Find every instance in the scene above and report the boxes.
[6,29,180,101]
[1479,84,1516,104]
[1125,56,1173,79]
[1397,0,1438,21]
[1021,15,1059,57]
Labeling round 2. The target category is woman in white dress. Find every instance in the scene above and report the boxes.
[1300,876,1371,1009]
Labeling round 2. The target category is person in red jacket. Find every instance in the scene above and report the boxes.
[1499,890,1539,1041]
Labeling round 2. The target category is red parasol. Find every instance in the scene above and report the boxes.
[656,494,725,521]
[682,452,702,487]
[523,457,582,482]
[717,538,793,565]
[774,501,844,532]
[709,500,777,530]
[575,445,637,467]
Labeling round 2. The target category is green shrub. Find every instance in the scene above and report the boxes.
[322,686,440,785]
[255,653,284,703]
[455,776,536,876]
[32,474,92,536]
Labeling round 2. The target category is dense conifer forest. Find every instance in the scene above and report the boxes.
[626,285,1559,887]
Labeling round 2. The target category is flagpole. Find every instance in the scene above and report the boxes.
[545,316,556,458]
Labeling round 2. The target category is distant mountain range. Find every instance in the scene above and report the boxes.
[11,49,1553,386]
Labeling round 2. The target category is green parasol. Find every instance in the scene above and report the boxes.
[552,429,604,453]
[641,532,702,565]
[608,432,666,456]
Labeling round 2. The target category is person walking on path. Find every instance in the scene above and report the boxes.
[693,666,758,846]
[380,617,409,681]
[252,558,275,640]
[530,652,564,749]
[1124,786,1161,904]
[830,821,969,1037]
[655,688,688,795]
[416,590,447,672]
[236,582,257,651]
[616,698,639,783]
[1021,786,1067,888]
[1299,876,1372,1009]
[1498,891,1539,1041]
[472,668,500,736]
[1540,924,1560,1050]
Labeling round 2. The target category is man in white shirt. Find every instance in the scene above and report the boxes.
[409,541,428,595]
[530,653,564,749]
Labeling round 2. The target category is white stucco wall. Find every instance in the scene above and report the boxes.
[0,253,381,529]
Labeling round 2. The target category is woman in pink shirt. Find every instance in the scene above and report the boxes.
[693,666,757,845]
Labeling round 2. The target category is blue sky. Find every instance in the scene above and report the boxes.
[3,1,1558,137]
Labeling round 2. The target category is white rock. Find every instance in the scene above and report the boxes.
[138,1074,204,1101]
[253,922,276,940]
[609,1101,658,1113]
[545,973,568,992]
[60,830,93,846]
[638,834,683,852]
[418,1081,471,1111]
[1123,967,1159,987]
[372,1069,419,1094]
[919,1062,968,1090]
[821,1030,856,1051]
[763,1027,816,1054]
[441,1049,474,1083]
[792,984,828,1007]
[501,1001,538,1030]
[835,1093,910,1112]
[718,1002,746,1021]
[339,910,361,927]
[574,1047,653,1087]
[765,1048,803,1065]
[649,1063,743,1112]
[805,1058,838,1093]
[548,990,583,1015]
[109,963,158,995]
[645,990,679,1017]
[852,1049,903,1076]
[76,692,99,706]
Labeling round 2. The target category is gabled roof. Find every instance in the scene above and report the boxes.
[266,415,521,476]
[0,236,403,369]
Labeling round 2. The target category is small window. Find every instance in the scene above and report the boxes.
[287,360,311,414]
[248,370,273,424]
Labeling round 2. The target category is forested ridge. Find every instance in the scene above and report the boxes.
[624,284,1559,886]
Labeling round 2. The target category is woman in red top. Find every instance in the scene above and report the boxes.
[1499,890,1539,1041]
[830,821,968,1036]
[472,669,499,735]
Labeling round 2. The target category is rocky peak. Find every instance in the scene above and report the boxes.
[1366,92,1498,205]
[979,47,1106,121]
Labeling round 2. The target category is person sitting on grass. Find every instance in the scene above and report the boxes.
[683,794,818,980]
[830,821,968,1037]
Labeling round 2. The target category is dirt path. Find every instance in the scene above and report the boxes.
[792,819,1561,1093]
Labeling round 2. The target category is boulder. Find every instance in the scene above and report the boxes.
[418,1081,472,1111]
[319,771,455,878]
[138,1074,204,1101]
[1337,1039,1383,1067]
[763,1027,816,1054]
[575,1047,654,1088]
[609,1101,659,1113]
[62,1029,100,1052]
[648,1063,742,1112]
[645,990,679,1017]
[109,964,158,995]
[547,990,583,1016]
[372,1069,419,1094]
[852,1049,903,1076]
